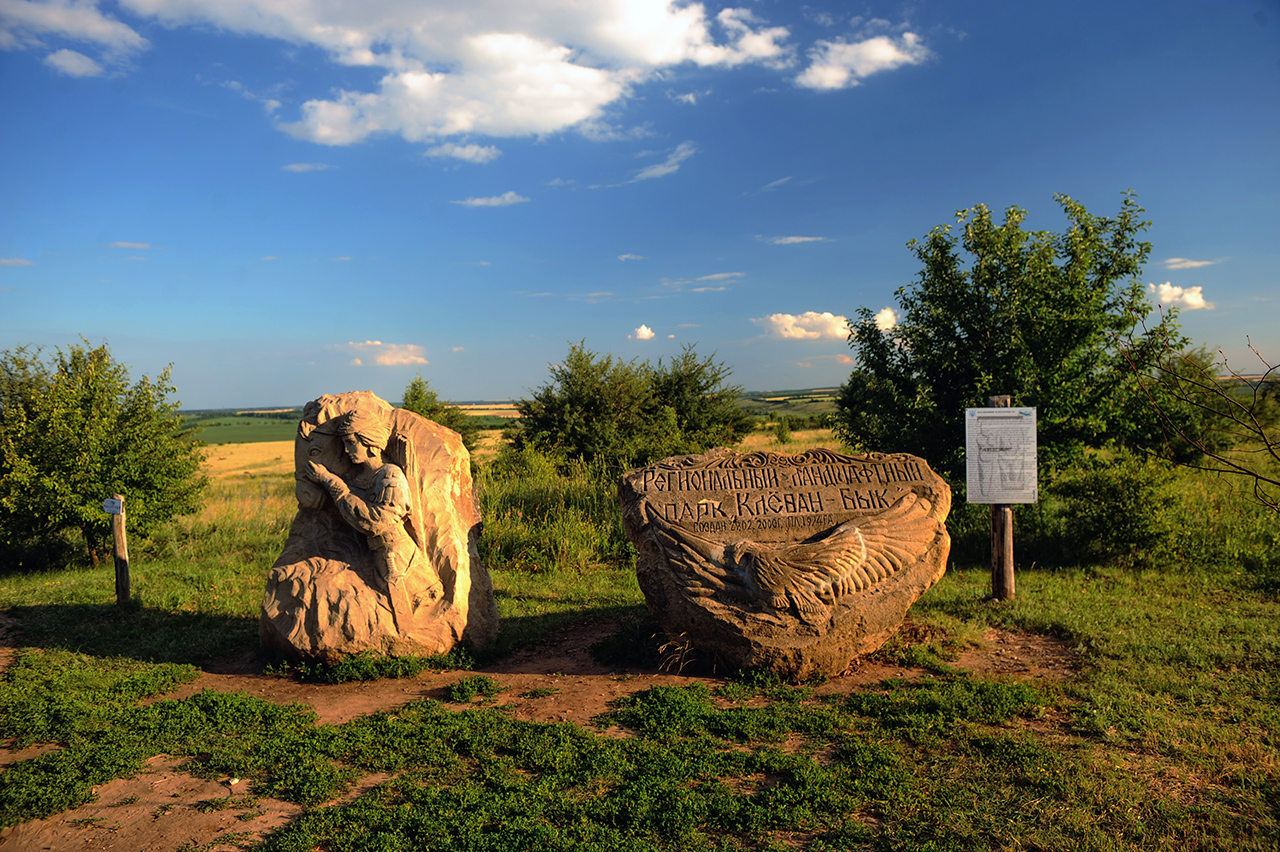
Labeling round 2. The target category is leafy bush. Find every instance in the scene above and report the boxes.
[508,342,753,474]
[0,339,206,569]
[772,419,793,444]
[1048,451,1178,566]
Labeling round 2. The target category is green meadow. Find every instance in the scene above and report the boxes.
[181,410,304,445]
[1,431,1278,850]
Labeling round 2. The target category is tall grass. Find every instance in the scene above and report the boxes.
[477,445,635,574]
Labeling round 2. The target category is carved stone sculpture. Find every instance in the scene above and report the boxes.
[619,448,951,679]
[260,391,498,662]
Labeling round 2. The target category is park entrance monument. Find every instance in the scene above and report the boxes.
[620,448,951,679]
[261,391,498,662]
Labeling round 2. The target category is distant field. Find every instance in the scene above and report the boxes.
[184,391,843,445]
[457,403,520,418]
[737,387,840,418]
[203,441,295,479]
[185,414,301,444]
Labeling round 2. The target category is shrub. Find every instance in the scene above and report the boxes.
[0,339,205,569]
[834,193,1198,484]
[508,342,752,474]
[1048,450,1178,566]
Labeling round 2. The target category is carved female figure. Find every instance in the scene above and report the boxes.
[261,391,497,663]
[302,408,445,627]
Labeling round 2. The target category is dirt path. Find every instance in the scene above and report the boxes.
[0,619,1077,851]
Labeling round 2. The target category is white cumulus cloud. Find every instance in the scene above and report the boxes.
[0,257,34,266]
[1148,282,1214,310]
[618,253,646,261]
[753,310,849,340]
[797,32,930,90]
[452,191,530,207]
[426,143,502,163]
[874,307,897,331]
[11,2,932,150]
[631,324,656,340]
[1,0,148,66]
[341,340,429,366]
[42,0,789,146]
[43,48,103,76]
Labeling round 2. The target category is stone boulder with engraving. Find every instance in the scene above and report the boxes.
[260,391,498,663]
[620,448,951,679]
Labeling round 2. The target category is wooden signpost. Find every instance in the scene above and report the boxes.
[102,495,130,607]
[965,397,1038,602]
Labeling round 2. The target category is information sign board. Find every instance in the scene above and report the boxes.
[102,497,123,515]
[965,407,1038,504]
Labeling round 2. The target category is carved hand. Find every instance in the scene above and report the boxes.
[305,461,342,492]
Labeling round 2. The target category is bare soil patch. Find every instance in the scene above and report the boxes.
[0,618,1077,851]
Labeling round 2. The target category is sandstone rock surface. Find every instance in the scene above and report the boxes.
[620,448,951,679]
[261,391,497,662]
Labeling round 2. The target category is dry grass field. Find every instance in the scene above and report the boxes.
[199,428,845,482]
[738,428,843,455]
[456,403,520,418]
[201,440,294,479]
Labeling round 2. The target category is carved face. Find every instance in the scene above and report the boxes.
[342,434,376,465]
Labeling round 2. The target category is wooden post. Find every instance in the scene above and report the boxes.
[111,494,130,607]
[987,396,1016,601]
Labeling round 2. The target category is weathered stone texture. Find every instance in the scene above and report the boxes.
[261,391,497,662]
[620,448,951,679]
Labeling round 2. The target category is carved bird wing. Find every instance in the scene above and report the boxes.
[739,493,939,618]
[644,506,751,600]
[642,493,940,618]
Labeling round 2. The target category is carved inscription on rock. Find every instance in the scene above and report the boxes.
[620,448,951,679]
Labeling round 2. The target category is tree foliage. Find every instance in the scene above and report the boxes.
[509,342,753,472]
[834,192,1197,482]
[399,374,479,455]
[0,340,206,568]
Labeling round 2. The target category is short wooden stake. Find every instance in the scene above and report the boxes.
[987,395,1016,601]
[112,494,130,607]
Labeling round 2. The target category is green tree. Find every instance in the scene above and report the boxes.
[399,374,479,455]
[0,340,206,568]
[834,193,1192,482]
[509,342,752,472]
[649,345,754,453]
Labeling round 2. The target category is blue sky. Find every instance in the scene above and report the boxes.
[2,0,1277,409]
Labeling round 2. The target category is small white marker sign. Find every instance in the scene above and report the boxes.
[102,497,123,515]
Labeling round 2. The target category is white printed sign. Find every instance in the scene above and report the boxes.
[102,497,123,515]
[965,408,1038,504]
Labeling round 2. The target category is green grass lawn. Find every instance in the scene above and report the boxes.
[1,449,1278,849]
